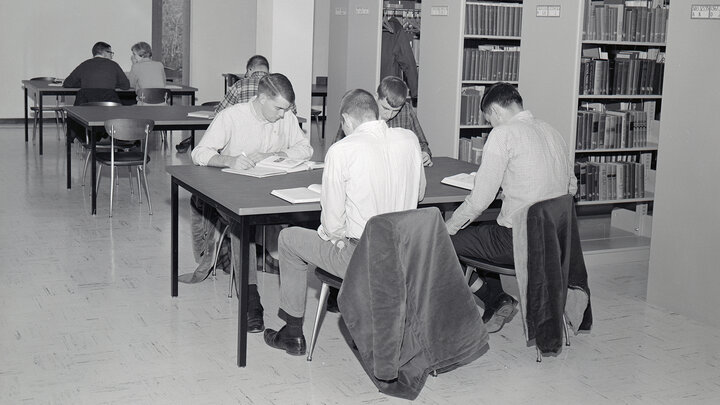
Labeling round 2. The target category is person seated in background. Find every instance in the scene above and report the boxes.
[180,73,313,334]
[64,41,130,105]
[264,89,425,356]
[445,83,577,333]
[126,41,166,91]
[175,55,270,153]
[334,76,433,167]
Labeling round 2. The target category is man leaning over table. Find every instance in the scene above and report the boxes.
[180,73,312,334]
[264,88,425,356]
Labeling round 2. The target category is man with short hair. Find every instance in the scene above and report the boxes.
[334,76,433,166]
[445,83,577,333]
[176,55,270,153]
[64,41,130,104]
[181,73,313,334]
[264,89,426,356]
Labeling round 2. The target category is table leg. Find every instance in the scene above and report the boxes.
[321,95,326,139]
[171,180,179,297]
[66,121,71,189]
[24,87,28,142]
[38,95,44,155]
[233,218,249,367]
[90,128,97,215]
[190,131,195,149]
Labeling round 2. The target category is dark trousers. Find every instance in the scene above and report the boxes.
[450,222,513,304]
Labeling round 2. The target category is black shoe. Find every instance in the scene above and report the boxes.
[482,293,518,333]
[175,137,191,153]
[247,305,265,333]
[264,326,306,356]
[326,287,340,313]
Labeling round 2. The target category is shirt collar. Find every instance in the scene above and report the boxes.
[350,120,387,136]
[248,96,268,123]
[510,110,533,123]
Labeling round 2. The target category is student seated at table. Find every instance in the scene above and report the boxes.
[180,73,313,334]
[64,41,130,105]
[334,76,433,167]
[264,88,426,356]
[126,41,166,92]
[176,55,270,153]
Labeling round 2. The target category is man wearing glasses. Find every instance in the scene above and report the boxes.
[63,41,130,104]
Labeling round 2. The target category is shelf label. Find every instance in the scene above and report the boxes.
[431,6,449,16]
[691,4,720,19]
[536,5,560,17]
[335,8,347,16]
[355,7,369,15]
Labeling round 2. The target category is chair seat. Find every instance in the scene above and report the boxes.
[458,255,516,276]
[96,151,150,166]
[31,105,67,112]
[315,268,343,289]
[310,109,322,117]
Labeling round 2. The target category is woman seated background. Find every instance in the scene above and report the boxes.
[126,41,167,104]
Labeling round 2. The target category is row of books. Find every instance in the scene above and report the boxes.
[458,136,486,165]
[465,2,522,37]
[576,109,651,150]
[583,0,669,43]
[579,52,665,95]
[462,46,520,81]
[574,161,648,201]
[460,86,488,126]
[581,152,652,164]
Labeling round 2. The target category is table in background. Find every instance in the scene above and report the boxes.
[65,105,214,215]
[167,156,477,367]
[21,80,198,155]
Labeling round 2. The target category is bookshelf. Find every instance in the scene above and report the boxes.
[458,0,523,164]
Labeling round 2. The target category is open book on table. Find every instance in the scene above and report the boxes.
[221,166,286,178]
[255,155,324,173]
[441,172,476,191]
[270,184,322,204]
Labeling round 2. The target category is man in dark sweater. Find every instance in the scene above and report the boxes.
[64,41,130,104]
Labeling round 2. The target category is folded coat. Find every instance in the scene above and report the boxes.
[338,207,488,400]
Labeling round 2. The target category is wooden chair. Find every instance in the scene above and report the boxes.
[95,118,155,217]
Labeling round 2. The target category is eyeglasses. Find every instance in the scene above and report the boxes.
[106,51,115,56]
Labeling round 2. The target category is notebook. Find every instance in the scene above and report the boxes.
[441,172,476,190]
[221,166,286,178]
[270,184,322,204]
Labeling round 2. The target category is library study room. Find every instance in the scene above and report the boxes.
[3,0,720,404]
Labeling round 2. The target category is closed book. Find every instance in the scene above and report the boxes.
[270,184,322,204]
[187,110,216,119]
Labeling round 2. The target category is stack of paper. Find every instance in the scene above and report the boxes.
[187,110,216,119]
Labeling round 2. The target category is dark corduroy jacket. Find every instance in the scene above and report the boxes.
[338,207,488,400]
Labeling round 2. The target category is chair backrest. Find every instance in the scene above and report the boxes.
[226,74,241,87]
[201,101,220,107]
[136,88,171,105]
[75,88,121,106]
[81,101,122,107]
[104,118,155,142]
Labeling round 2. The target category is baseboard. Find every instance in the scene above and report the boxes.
[0,118,59,125]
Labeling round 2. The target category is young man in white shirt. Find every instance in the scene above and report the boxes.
[180,73,312,334]
[445,83,577,333]
[264,89,426,356]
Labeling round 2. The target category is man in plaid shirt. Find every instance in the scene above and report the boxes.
[334,76,433,166]
[176,55,269,152]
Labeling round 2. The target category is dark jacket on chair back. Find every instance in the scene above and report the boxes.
[338,207,488,400]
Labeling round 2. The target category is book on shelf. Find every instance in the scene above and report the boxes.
[441,172,476,191]
[270,184,322,204]
[574,159,648,201]
[582,0,668,43]
[465,2,523,37]
[460,86,487,126]
[458,136,485,164]
[187,110,216,119]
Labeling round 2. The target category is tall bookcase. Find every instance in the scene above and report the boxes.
[518,0,668,211]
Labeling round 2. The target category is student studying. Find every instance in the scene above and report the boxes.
[180,73,312,334]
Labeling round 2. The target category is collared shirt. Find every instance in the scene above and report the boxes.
[334,101,432,156]
[215,71,268,113]
[445,110,577,233]
[318,120,426,241]
[191,97,312,166]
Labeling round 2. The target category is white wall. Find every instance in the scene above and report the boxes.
[647,0,720,327]
[256,0,315,127]
[312,0,330,80]
[190,0,257,105]
[1,0,151,118]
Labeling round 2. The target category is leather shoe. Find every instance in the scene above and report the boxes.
[175,137,191,153]
[264,326,306,356]
[247,305,265,333]
[482,293,518,333]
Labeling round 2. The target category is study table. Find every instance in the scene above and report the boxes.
[167,156,477,367]
[65,105,215,215]
[21,79,198,155]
